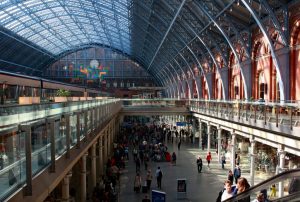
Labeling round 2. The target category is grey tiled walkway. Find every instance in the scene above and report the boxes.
[118,140,224,202]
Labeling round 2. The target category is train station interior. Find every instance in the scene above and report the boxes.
[0,0,300,201]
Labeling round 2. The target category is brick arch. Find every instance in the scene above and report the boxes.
[290,20,300,101]
[228,52,244,100]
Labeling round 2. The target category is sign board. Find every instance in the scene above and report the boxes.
[177,178,187,199]
[152,190,166,202]
[176,122,187,126]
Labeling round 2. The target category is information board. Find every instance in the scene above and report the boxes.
[176,122,187,126]
[152,190,166,202]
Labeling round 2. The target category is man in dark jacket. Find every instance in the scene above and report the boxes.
[197,157,203,173]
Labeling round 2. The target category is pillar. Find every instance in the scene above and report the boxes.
[278,145,286,197]
[61,172,72,202]
[103,131,107,165]
[80,153,88,202]
[231,132,236,172]
[192,118,196,144]
[217,127,222,163]
[91,144,97,188]
[98,136,103,178]
[198,119,202,149]
[108,127,111,156]
[250,136,256,186]
[207,123,211,153]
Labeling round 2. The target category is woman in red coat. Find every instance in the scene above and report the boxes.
[206,152,212,167]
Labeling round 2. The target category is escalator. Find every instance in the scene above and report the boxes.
[224,169,300,202]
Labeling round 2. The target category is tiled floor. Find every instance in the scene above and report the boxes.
[118,138,276,202]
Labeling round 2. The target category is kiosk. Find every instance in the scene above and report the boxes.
[177,178,187,199]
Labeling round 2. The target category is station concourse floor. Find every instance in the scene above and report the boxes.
[117,139,274,202]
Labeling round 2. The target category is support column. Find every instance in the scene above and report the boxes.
[20,125,32,196]
[198,119,202,149]
[192,118,196,144]
[278,145,286,197]
[250,136,256,186]
[91,143,97,189]
[108,126,111,157]
[207,123,211,153]
[217,126,222,163]
[80,153,88,202]
[61,172,72,202]
[98,136,104,178]
[231,132,236,172]
[103,131,108,166]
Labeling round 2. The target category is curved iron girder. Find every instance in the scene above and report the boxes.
[209,0,250,59]
[182,4,228,67]
[152,23,196,81]
[160,69,173,89]
[152,42,187,78]
[241,0,285,102]
[169,62,185,97]
[133,1,176,65]
[175,56,195,96]
[160,68,177,97]
[154,45,193,96]
[163,64,181,97]
[195,1,249,100]
[147,0,187,71]
[179,18,226,99]
[260,0,288,46]
[154,73,167,87]
[157,66,173,87]
[153,0,235,79]
[153,25,196,83]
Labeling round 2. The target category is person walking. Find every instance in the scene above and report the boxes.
[196,156,203,173]
[156,166,163,189]
[206,152,212,167]
[221,153,226,169]
[146,169,153,190]
[135,157,141,173]
[177,141,181,150]
[134,172,142,193]
[233,165,241,184]
[172,152,177,165]
[228,170,234,185]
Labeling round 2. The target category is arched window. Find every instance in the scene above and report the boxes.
[234,76,239,99]
[259,72,266,99]
[217,79,222,99]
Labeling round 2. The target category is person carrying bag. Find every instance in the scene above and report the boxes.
[134,173,142,193]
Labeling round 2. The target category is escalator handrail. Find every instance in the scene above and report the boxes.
[224,168,300,201]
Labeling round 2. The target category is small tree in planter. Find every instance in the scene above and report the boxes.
[55,89,71,102]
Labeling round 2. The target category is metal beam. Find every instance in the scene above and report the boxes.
[147,0,186,71]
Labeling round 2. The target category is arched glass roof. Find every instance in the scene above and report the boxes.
[0,0,131,55]
[0,0,292,88]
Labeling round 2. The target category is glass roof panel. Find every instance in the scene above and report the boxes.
[0,0,131,55]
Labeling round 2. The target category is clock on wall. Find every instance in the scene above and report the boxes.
[90,59,99,68]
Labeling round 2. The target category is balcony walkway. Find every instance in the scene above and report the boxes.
[117,138,274,202]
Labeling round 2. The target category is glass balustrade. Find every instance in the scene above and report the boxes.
[0,99,121,201]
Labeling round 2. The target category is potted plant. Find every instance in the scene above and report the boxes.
[54,89,71,102]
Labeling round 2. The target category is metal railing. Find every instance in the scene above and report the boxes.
[224,169,300,202]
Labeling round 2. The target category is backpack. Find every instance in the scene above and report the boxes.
[158,170,162,178]
[235,167,241,177]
